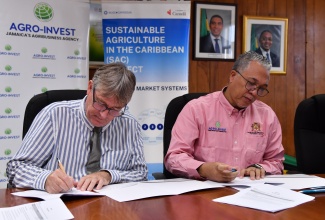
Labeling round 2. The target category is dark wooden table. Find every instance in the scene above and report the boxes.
[2,176,325,220]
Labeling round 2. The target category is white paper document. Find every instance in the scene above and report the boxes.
[95,178,225,202]
[264,174,325,189]
[0,198,73,220]
[213,183,315,212]
[12,187,105,200]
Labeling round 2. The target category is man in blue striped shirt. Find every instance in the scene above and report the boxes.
[7,63,148,193]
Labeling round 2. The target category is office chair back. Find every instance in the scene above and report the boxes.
[294,94,325,174]
[22,89,87,139]
[162,93,208,178]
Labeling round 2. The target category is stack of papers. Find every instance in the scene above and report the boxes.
[95,178,225,202]
[213,183,315,212]
[263,174,325,189]
[0,198,73,220]
[12,187,105,200]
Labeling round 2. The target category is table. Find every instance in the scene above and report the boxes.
[2,178,325,220]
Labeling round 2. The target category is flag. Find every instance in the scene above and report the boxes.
[200,9,209,37]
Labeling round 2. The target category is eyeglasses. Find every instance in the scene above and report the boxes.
[92,88,127,117]
[234,70,269,97]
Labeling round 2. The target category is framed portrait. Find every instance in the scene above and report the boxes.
[193,2,237,61]
[243,15,288,74]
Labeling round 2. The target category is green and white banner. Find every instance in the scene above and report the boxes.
[0,0,90,188]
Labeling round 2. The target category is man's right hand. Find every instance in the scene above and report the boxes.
[45,169,74,193]
[197,162,238,183]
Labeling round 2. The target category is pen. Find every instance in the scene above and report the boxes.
[299,188,325,194]
[57,157,66,174]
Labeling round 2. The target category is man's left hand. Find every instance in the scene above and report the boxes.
[75,171,111,191]
[239,165,265,180]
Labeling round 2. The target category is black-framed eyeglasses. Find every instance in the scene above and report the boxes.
[92,88,127,117]
[234,70,269,97]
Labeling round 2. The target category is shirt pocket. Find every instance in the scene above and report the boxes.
[244,134,267,165]
[195,145,229,162]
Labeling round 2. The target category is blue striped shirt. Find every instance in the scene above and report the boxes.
[6,97,148,190]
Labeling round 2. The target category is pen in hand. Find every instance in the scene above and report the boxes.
[57,157,66,174]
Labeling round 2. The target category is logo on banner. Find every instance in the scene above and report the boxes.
[0,106,20,119]
[33,67,56,79]
[166,9,187,16]
[137,108,164,145]
[67,49,86,60]
[104,10,131,15]
[33,47,56,60]
[0,44,21,57]
[34,3,54,22]
[5,3,78,41]
[0,128,19,140]
[0,65,20,77]
[67,67,86,79]
[0,87,20,98]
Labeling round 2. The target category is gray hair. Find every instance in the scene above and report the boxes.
[232,51,271,73]
[92,62,136,106]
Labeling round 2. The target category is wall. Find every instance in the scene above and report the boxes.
[90,0,325,158]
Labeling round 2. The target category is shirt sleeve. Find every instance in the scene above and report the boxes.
[164,103,204,179]
[6,108,55,190]
[105,119,148,184]
[259,114,285,174]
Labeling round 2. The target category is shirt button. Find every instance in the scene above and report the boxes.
[234,141,237,144]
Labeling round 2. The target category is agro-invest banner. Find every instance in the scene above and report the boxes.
[0,0,90,188]
[101,1,190,179]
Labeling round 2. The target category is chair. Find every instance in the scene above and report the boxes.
[152,93,208,179]
[22,89,87,139]
[294,94,325,174]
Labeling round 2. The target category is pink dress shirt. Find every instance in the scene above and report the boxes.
[165,91,284,179]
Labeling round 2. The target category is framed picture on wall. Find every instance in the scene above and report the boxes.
[193,2,236,61]
[243,15,288,74]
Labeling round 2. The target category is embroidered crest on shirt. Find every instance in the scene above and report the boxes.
[208,121,226,132]
[247,122,264,135]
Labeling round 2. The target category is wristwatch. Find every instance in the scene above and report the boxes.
[247,163,263,169]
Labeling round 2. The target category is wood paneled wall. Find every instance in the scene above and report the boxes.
[90,0,325,158]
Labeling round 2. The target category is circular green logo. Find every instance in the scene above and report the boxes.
[5,108,12,114]
[41,47,48,53]
[5,128,11,135]
[34,3,54,22]
[41,67,47,73]
[4,149,11,155]
[5,65,12,71]
[5,87,12,92]
[74,49,80,56]
[41,87,48,93]
[74,68,80,74]
[5,44,12,51]
[215,121,221,128]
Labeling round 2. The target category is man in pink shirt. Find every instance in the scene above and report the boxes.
[165,51,284,182]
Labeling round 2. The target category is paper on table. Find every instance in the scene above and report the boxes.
[213,183,315,212]
[222,177,266,187]
[0,198,73,220]
[12,187,105,201]
[95,178,225,202]
[264,174,325,190]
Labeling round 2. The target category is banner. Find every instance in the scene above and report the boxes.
[101,1,191,179]
[0,0,90,188]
